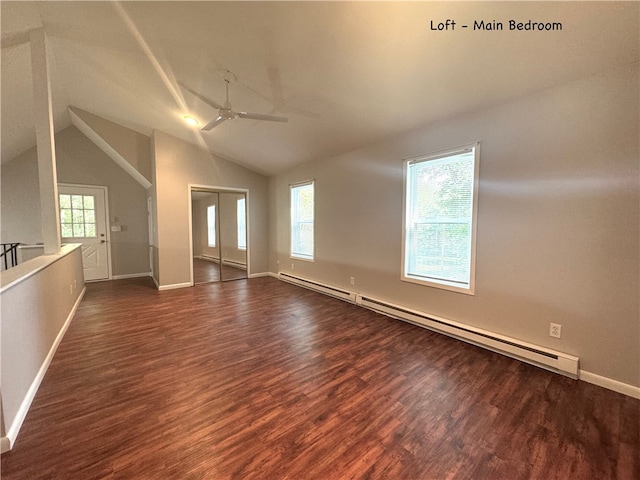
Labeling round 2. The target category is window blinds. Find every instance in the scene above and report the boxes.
[406,149,475,287]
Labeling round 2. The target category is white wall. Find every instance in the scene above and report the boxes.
[56,127,150,277]
[0,126,150,277]
[70,107,152,183]
[152,131,268,288]
[0,149,43,245]
[1,245,85,450]
[269,63,639,388]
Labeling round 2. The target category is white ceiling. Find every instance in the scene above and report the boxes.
[2,2,638,175]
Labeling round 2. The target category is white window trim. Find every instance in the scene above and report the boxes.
[59,192,99,239]
[401,142,480,295]
[290,180,315,262]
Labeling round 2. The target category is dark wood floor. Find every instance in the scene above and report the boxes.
[2,277,638,479]
[193,258,246,284]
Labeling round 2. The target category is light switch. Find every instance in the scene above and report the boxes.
[111,225,122,232]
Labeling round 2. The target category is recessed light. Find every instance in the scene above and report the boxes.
[184,115,198,126]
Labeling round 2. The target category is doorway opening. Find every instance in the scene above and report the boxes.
[189,186,248,285]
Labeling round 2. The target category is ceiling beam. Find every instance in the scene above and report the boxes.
[30,28,61,255]
[69,108,152,190]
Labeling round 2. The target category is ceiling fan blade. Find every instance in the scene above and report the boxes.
[237,112,288,123]
[178,81,224,110]
[202,116,227,131]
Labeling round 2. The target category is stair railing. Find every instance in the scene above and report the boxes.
[1,243,21,270]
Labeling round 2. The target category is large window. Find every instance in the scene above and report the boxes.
[403,144,479,294]
[207,204,216,247]
[290,181,314,260]
[237,197,246,250]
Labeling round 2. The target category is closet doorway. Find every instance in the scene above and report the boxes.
[190,187,248,285]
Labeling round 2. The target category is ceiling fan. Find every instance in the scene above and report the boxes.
[179,73,288,131]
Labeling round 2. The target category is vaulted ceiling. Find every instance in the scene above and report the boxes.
[2,2,638,175]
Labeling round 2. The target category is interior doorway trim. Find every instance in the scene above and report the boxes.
[188,183,250,286]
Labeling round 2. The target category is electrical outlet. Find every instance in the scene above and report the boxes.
[350,277,355,285]
[549,323,562,338]
[291,263,294,270]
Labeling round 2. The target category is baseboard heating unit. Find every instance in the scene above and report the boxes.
[198,255,220,263]
[276,272,579,378]
[355,295,579,378]
[222,259,247,270]
[199,256,247,270]
[278,272,357,302]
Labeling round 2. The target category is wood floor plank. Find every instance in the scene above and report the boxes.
[193,258,246,284]
[1,277,638,479]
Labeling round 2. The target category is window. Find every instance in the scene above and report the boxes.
[290,181,314,260]
[237,197,246,250]
[59,194,97,238]
[403,143,479,294]
[207,205,216,247]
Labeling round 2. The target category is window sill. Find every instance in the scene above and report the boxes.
[401,274,475,295]
[290,254,314,263]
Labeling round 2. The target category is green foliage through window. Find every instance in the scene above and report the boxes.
[291,182,314,260]
[404,145,478,292]
[59,194,97,239]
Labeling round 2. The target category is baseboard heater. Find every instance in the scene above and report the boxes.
[198,255,220,263]
[222,259,247,270]
[278,272,357,302]
[355,294,579,378]
[199,256,247,270]
[276,272,578,378]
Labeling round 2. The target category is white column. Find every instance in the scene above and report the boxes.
[29,28,61,255]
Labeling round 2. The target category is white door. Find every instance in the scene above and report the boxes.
[58,184,111,281]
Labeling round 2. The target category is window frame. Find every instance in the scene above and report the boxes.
[59,193,98,239]
[290,180,315,262]
[401,142,480,295]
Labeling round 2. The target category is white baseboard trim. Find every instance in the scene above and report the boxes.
[274,272,639,399]
[3,286,86,452]
[248,272,276,278]
[111,272,151,280]
[157,281,192,291]
[579,370,640,399]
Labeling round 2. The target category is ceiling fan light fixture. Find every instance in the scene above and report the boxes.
[179,77,289,131]
[183,115,199,126]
